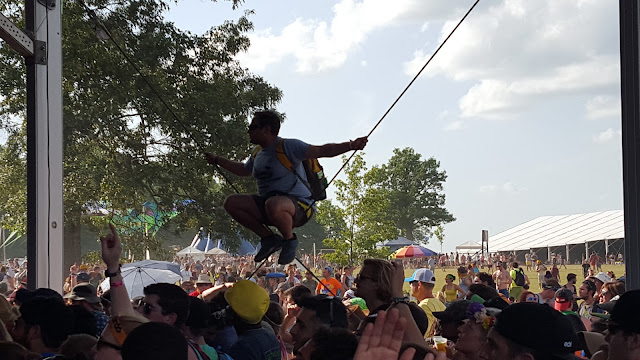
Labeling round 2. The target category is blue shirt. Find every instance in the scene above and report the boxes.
[245,137,312,203]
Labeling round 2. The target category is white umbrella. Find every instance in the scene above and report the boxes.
[205,248,227,256]
[100,263,181,299]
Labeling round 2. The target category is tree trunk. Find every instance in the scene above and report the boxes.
[405,228,414,241]
[64,210,82,272]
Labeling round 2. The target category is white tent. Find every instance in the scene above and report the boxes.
[456,241,482,252]
[206,248,227,256]
[488,210,623,251]
[176,246,205,260]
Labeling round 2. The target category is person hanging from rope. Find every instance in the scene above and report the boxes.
[205,110,368,265]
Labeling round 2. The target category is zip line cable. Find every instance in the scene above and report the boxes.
[327,0,480,187]
[77,0,241,194]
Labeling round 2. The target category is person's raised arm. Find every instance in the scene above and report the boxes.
[305,136,368,159]
[390,262,426,344]
[101,223,136,317]
[204,153,251,177]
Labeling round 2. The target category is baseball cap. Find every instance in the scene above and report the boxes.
[609,289,640,334]
[494,303,577,358]
[589,272,612,284]
[433,300,471,324]
[554,288,573,311]
[404,269,436,284]
[64,284,100,304]
[225,279,270,324]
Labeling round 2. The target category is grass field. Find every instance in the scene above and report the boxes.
[401,263,626,296]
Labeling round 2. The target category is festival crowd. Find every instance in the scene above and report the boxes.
[0,230,636,360]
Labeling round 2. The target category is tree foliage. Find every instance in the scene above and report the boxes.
[316,154,395,265]
[367,147,455,242]
[0,0,282,267]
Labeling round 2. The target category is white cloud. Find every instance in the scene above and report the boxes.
[444,120,464,131]
[586,96,621,120]
[593,128,621,144]
[237,0,472,73]
[404,0,620,119]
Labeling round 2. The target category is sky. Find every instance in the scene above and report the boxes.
[170,0,622,252]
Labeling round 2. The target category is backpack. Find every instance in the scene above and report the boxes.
[252,138,328,201]
[513,268,525,286]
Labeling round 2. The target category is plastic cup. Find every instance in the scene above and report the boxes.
[433,336,447,352]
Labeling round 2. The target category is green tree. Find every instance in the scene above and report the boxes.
[368,147,455,242]
[0,0,282,267]
[316,154,395,265]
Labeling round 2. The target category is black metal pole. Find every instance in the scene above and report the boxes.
[620,0,640,291]
[25,0,37,290]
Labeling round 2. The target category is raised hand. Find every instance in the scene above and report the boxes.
[100,223,121,271]
[204,153,218,165]
[351,136,368,151]
[353,308,407,360]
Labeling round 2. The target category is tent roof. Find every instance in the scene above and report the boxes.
[383,237,416,246]
[456,241,482,250]
[488,210,624,252]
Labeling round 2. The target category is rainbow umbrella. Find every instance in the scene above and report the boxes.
[395,245,428,258]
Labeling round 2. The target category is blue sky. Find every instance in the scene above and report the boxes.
[168,0,623,252]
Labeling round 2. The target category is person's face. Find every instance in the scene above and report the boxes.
[247,117,270,144]
[599,288,613,303]
[94,328,121,360]
[409,281,420,298]
[322,269,330,279]
[605,323,639,360]
[9,317,28,348]
[439,320,462,342]
[473,276,484,285]
[578,283,592,300]
[445,277,453,284]
[139,294,175,325]
[305,272,313,280]
[523,293,539,303]
[354,269,376,301]
[290,308,318,354]
[481,328,519,360]
[456,320,487,355]
[269,278,278,286]
[197,283,212,292]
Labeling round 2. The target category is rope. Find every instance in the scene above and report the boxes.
[327,0,480,187]
[77,0,241,194]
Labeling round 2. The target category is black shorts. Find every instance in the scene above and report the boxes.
[252,194,314,228]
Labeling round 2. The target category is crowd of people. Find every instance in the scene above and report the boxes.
[0,224,635,360]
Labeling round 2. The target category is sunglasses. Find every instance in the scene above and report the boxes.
[140,301,161,315]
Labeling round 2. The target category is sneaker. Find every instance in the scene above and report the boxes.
[278,234,299,265]
[255,234,284,262]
